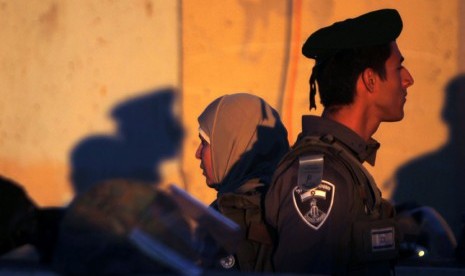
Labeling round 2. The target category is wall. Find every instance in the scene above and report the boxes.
[0,0,181,205]
[0,0,462,206]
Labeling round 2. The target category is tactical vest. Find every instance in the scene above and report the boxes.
[274,134,399,267]
[213,189,274,272]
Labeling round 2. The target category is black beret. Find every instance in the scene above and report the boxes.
[302,9,402,61]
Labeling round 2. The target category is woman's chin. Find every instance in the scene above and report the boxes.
[207,181,219,190]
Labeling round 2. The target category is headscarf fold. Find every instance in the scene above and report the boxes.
[198,93,289,194]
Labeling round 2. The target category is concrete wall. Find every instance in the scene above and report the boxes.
[0,0,181,205]
[0,0,462,206]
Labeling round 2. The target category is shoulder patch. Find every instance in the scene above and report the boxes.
[292,181,335,230]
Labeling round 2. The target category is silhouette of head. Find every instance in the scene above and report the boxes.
[442,74,465,149]
[70,88,183,195]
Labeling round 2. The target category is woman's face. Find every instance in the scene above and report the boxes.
[195,135,215,187]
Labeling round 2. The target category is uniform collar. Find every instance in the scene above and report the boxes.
[300,115,380,165]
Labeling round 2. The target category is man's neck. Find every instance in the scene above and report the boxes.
[322,105,380,141]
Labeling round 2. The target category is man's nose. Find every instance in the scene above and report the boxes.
[403,68,414,88]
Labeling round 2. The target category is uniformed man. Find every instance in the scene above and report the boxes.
[265,9,414,275]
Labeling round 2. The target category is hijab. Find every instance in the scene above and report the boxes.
[198,93,289,194]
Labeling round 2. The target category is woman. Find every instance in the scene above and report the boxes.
[195,93,289,272]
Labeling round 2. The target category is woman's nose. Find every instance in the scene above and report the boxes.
[195,143,202,160]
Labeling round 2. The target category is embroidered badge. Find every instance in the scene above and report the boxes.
[292,180,335,230]
[219,254,235,269]
[371,227,395,252]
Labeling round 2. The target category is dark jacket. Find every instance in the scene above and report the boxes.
[265,116,398,275]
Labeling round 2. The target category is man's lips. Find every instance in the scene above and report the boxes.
[402,91,407,102]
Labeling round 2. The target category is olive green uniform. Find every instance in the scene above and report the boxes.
[210,179,274,272]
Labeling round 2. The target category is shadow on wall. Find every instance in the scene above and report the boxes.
[392,74,465,241]
[69,87,184,196]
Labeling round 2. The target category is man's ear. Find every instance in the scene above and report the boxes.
[361,68,376,92]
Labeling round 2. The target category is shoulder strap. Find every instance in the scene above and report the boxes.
[297,154,324,191]
[320,135,382,215]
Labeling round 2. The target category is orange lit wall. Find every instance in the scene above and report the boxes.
[1,0,463,207]
[0,1,181,206]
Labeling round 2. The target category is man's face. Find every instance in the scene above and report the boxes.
[373,41,414,122]
[195,135,215,187]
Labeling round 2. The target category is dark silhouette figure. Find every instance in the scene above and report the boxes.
[0,175,64,265]
[393,74,465,262]
[52,88,189,275]
[69,88,183,195]
[0,176,37,257]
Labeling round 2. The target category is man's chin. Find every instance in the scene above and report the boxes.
[384,112,404,122]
